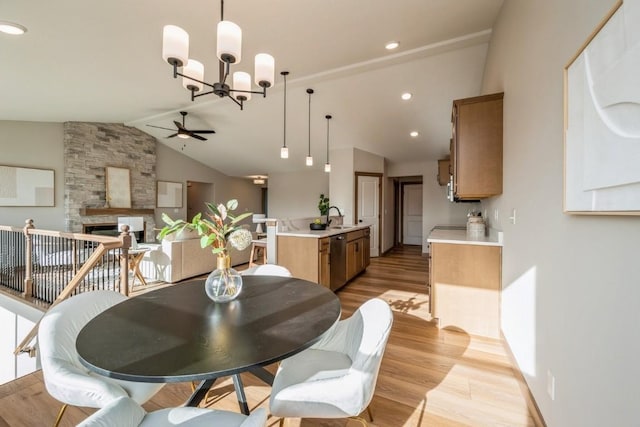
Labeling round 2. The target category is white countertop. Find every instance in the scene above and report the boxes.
[427,227,503,247]
[277,224,370,239]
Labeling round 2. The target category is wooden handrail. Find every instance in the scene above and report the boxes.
[1,219,133,356]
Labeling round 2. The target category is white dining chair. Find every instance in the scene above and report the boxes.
[77,395,268,427]
[241,264,292,277]
[269,298,393,426]
[38,290,165,427]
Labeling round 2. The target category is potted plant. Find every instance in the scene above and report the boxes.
[311,194,330,230]
[158,199,252,302]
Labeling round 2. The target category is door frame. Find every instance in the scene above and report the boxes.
[393,177,423,247]
[354,172,383,256]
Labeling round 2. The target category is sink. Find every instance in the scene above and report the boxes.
[329,225,353,230]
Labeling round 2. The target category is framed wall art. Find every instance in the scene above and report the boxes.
[157,180,183,208]
[564,0,640,214]
[0,165,54,207]
[105,166,131,208]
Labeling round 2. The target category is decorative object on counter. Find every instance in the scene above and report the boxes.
[466,210,485,240]
[252,213,266,234]
[158,199,252,302]
[311,194,330,230]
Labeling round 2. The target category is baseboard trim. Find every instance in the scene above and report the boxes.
[501,331,547,427]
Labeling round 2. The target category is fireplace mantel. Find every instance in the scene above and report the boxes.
[80,208,155,216]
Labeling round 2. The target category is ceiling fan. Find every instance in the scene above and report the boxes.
[147,111,215,141]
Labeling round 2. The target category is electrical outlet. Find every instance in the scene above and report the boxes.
[494,208,499,222]
[509,208,517,224]
[547,370,556,400]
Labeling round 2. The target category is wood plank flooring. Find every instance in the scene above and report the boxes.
[0,245,536,427]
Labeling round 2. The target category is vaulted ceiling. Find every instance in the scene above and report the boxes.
[1,0,504,177]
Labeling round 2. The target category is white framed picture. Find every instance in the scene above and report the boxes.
[157,180,183,208]
[0,165,54,206]
[106,166,131,208]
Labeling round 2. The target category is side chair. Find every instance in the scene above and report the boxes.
[269,298,393,426]
[38,290,165,427]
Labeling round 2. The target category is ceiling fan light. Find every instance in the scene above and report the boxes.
[280,146,289,159]
[254,53,275,88]
[162,25,189,67]
[182,59,204,92]
[233,71,252,101]
[217,21,242,64]
[177,133,190,139]
[0,21,27,35]
[324,163,331,173]
[306,156,313,166]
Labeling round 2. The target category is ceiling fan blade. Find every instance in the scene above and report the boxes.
[166,133,179,138]
[189,130,216,134]
[189,133,207,141]
[174,121,186,131]
[146,124,176,131]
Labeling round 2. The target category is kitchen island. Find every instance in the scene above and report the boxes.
[277,224,371,290]
[427,226,503,338]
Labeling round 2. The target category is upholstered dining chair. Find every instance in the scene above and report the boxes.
[269,298,393,426]
[77,396,268,427]
[38,290,165,427]
[241,264,292,277]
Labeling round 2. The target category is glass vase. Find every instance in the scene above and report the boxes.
[205,255,243,302]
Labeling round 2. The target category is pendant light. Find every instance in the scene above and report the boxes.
[306,88,314,166]
[280,71,289,159]
[324,115,332,173]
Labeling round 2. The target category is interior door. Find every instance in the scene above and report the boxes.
[402,184,423,245]
[357,175,380,257]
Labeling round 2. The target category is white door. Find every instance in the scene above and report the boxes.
[357,175,380,257]
[403,184,423,245]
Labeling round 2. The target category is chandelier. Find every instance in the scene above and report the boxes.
[161,0,275,110]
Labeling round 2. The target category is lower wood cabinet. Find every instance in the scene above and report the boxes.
[346,229,368,281]
[430,242,501,338]
[318,237,330,288]
[277,236,330,288]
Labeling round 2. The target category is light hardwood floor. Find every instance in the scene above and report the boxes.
[0,245,536,427]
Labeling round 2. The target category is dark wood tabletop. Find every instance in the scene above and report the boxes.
[76,276,341,384]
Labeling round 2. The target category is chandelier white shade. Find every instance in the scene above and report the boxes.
[162,25,189,67]
[216,21,242,63]
[306,156,314,166]
[281,147,289,159]
[182,59,204,91]
[161,0,275,110]
[324,163,331,172]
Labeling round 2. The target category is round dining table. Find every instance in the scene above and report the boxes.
[76,275,341,412]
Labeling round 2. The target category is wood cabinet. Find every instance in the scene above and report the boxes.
[346,229,365,281]
[437,158,450,186]
[451,92,503,200]
[430,242,501,338]
[318,237,330,288]
[277,235,330,288]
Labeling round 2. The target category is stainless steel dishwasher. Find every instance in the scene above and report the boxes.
[329,234,346,290]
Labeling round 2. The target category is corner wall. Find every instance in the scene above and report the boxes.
[481,1,640,425]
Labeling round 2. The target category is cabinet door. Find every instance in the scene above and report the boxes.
[437,159,450,186]
[362,234,370,268]
[452,92,503,199]
[318,238,330,288]
[346,240,358,280]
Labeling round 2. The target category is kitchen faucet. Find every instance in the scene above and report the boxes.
[327,206,343,226]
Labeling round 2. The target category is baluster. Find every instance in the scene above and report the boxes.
[23,219,34,298]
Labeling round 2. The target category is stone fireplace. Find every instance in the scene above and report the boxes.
[64,122,157,242]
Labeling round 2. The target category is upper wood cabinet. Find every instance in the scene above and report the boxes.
[451,93,503,200]
[437,158,450,186]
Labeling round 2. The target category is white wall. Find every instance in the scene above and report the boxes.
[267,170,329,220]
[0,121,65,229]
[481,1,640,425]
[0,294,43,385]
[155,143,261,232]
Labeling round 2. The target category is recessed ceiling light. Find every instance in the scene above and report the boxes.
[0,21,27,35]
[410,131,419,138]
[385,41,399,50]
[401,93,412,101]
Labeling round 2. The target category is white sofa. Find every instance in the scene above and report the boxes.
[139,229,253,284]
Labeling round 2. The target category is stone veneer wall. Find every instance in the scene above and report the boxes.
[64,122,157,242]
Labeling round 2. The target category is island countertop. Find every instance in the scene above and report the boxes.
[427,227,503,247]
[277,224,370,239]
